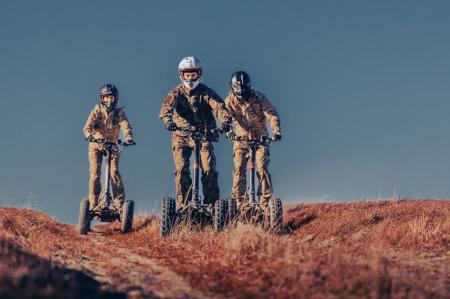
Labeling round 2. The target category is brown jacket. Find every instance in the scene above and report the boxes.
[225,90,280,140]
[160,84,230,139]
[83,104,133,142]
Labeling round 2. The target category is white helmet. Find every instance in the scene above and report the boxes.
[178,56,202,90]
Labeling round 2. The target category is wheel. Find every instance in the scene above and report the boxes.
[160,197,176,237]
[227,198,238,224]
[214,198,227,232]
[78,198,91,235]
[269,198,283,233]
[121,200,134,233]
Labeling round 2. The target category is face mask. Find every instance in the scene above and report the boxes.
[106,103,116,111]
[102,99,117,111]
[181,78,200,90]
[233,85,251,101]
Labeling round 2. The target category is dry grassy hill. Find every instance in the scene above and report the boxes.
[0,199,449,298]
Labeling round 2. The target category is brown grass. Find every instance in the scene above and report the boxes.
[0,199,449,298]
[0,208,125,299]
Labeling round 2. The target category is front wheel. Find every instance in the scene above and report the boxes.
[78,198,91,235]
[160,197,176,237]
[269,198,283,233]
[214,198,227,232]
[121,200,134,233]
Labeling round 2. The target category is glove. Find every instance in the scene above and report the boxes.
[126,138,136,145]
[226,131,237,141]
[166,120,177,131]
[220,122,232,132]
[86,135,102,142]
[273,133,282,141]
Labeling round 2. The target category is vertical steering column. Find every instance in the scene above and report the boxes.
[249,143,257,204]
[104,147,113,206]
[192,138,201,204]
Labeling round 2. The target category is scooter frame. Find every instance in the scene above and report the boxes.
[90,138,135,221]
[78,138,135,235]
[174,126,224,217]
[227,133,281,226]
[160,125,228,236]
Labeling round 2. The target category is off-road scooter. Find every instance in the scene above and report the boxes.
[226,133,283,233]
[79,138,136,235]
[160,125,228,237]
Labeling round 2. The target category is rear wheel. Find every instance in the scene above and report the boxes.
[269,198,283,233]
[160,197,176,237]
[78,198,91,235]
[121,200,134,233]
[227,198,238,225]
[214,198,227,232]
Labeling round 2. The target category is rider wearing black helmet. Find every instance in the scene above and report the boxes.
[83,84,134,209]
[225,71,282,214]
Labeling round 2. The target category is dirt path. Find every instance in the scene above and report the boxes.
[54,227,208,299]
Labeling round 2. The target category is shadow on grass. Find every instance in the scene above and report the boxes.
[0,238,126,299]
[286,214,317,233]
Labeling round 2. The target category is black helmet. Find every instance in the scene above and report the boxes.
[99,84,119,98]
[99,84,119,111]
[230,71,251,100]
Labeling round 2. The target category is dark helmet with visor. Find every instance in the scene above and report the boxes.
[230,71,251,100]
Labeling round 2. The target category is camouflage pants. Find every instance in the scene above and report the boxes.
[232,144,272,211]
[172,135,219,208]
[88,143,125,208]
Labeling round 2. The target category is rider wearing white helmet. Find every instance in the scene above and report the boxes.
[178,56,203,90]
[160,56,231,208]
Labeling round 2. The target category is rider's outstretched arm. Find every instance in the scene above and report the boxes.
[118,109,134,141]
[159,91,176,127]
[225,95,251,132]
[261,94,281,135]
[83,105,103,140]
[205,89,231,125]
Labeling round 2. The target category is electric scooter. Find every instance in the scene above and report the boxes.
[160,125,228,237]
[79,138,135,235]
[226,134,283,233]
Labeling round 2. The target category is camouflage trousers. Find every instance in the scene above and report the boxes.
[88,143,125,208]
[232,144,272,212]
[172,135,220,208]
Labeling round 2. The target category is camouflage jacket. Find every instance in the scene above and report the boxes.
[160,83,230,140]
[83,104,133,142]
[225,89,281,140]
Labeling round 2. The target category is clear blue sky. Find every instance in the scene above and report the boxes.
[1,1,450,223]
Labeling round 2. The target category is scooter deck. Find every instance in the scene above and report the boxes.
[176,203,214,226]
[91,206,122,222]
[236,203,269,225]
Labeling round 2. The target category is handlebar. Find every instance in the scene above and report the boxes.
[87,137,136,147]
[173,125,226,135]
[226,132,278,144]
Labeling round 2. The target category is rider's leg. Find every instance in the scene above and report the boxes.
[110,152,125,207]
[200,141,219,205]
[255,145,272,213]
[173,140,192,208]
[232,146,249,211]
[88,144,102,209]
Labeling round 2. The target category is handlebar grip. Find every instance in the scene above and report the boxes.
[87,137,105,144]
